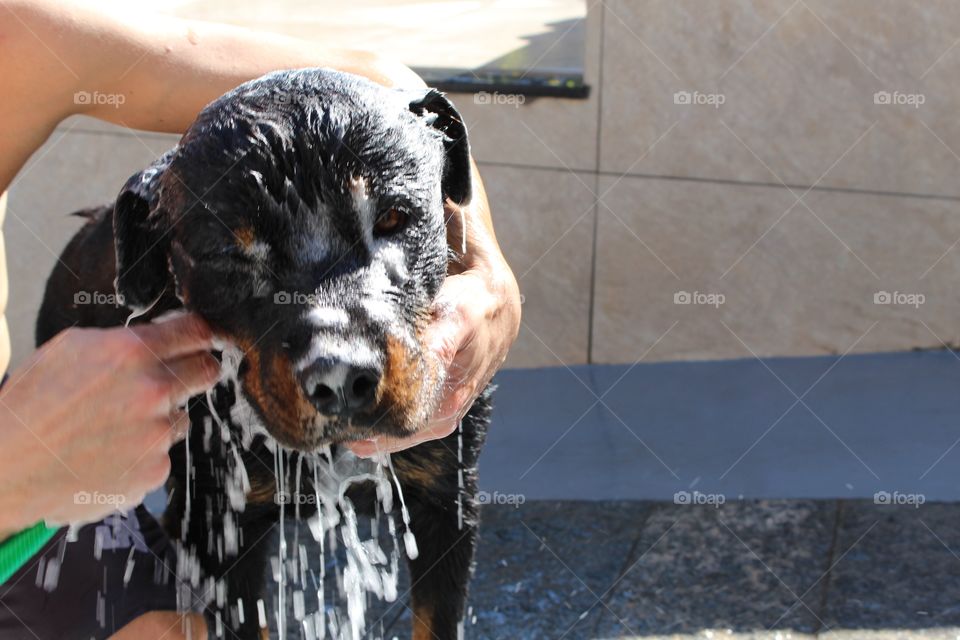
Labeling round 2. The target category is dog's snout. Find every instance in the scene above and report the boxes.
[300,359,381,416]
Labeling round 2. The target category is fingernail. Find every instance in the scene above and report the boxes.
[171,412,190,441]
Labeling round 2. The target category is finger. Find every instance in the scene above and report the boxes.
[348,433,425,458]
[347,418,462,458]
[346,439,388,459]
[140,454,172,491]
[156,352,220,407]
[429,379,474,427]
[423,276,478,366]
[170,408,190,442]
[132,313,214,361]
[423,313,464,371]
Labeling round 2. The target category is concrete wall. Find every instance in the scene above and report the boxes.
[8,1,960,369]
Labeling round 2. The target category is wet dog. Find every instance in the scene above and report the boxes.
[36,68,489,639]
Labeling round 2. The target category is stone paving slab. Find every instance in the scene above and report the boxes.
[615,631,960,639]
[466,500,657,640]
[612,632,815,640]
[591,501,835,638]
[822,501,960,632]
[263,499,960,639]
[820,632,960,640]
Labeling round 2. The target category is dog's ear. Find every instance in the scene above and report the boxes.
[113,150,175,310]
[408,89,472,206]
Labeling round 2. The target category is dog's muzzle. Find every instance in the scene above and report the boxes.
[295,335,383,418]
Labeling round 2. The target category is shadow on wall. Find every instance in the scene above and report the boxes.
[417,16,588,95]
[483,17,587,75]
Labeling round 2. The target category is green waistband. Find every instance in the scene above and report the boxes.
[0,523,59,586]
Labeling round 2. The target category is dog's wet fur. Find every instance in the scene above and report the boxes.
[36,69,489,640]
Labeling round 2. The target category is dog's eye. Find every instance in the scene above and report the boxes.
[373,208,408,237]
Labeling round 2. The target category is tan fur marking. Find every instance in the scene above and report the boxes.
[411,601,435,640]
[235,227,256,249]
[391,452,445,490]
[378,334,423,432]
[236,338,312,447]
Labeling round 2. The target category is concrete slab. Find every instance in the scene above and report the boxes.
[254,499,960,639]
[467,500,656,639]
[482,351,960,502]
[822,501,960,632]
[593,501,834,638]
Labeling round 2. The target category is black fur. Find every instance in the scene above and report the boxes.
[36,68,487,640]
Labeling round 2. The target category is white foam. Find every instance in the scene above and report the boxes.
[171,338,422,639]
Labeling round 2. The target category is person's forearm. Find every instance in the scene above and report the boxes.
[0,444,43,541]
[71,4,425,132]
[3,0,423,135]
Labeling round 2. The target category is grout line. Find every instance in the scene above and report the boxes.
[585,0,607,366]
[587,502,662,637]
[380,603,406,637]
[586,171,600,366]
[58,126,960,204]
[813,500,844,636]
[476,161,960,204]
[478,160,597,175]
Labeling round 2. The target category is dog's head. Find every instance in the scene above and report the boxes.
[113,69,471,450]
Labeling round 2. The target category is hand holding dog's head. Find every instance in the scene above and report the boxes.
[113,69,471,450]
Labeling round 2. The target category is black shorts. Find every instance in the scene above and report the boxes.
[0,506,180,639]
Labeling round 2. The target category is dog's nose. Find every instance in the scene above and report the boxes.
[299,360,381,416]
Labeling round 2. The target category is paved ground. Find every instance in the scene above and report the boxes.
[305,499,960,639]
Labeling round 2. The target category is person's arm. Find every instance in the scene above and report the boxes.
[2,0,520,455]
[0,3,518,636]
[0,0,422,193]
[1,0,518,460]
[66,4,427,132]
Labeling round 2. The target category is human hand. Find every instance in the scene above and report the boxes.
[0,314,218,532]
